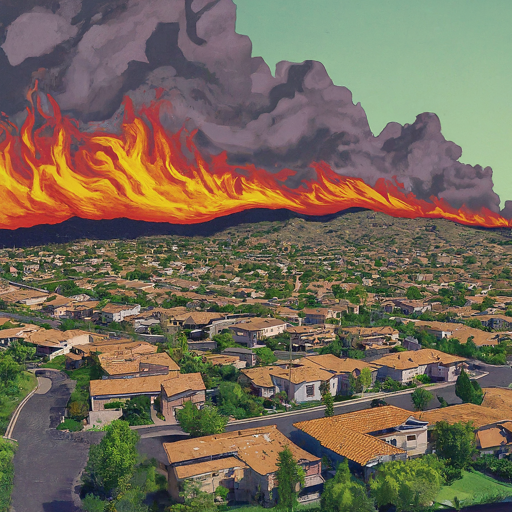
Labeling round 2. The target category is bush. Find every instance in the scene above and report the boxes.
[121,396,152,426]
[104,401,123,410]
[68,400,90,419]
[57,418,83,432]
[415,374,431,384]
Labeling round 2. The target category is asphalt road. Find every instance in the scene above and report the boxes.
[10,370,90,512]
[0,311,60,329]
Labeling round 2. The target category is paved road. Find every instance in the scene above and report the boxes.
[11,371,90,512]
[137,363,512,465]
[0,311,60,329]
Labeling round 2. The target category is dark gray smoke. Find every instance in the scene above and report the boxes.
[0,0,502,213]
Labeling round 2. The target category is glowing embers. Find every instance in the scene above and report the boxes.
[0,83,510,230]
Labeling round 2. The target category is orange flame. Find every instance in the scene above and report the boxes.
[0,84,510,231]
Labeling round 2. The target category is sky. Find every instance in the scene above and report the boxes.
[234,0,512,206]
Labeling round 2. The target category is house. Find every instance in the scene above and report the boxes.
[89,371,205,416]
[287,325,335,350]
[336,326,400,348]
[42,294,73,317]
[24,329,92,359]
[472,314,512,331]
[0,320,40,346]
[303,308,337,325]
[294,406,428,480]
[418,404,512,457]
[101,303,141,323]
[240,363,337,402]
[160,372,206,423]
[300,354,378,395]
[203,354,246,369]
[371,349,466,384]
[163,426,322,505]
[229,318,288,348]
[382,299,431,315]
[222,347,257,367]
[98,351,180,379]
[62,301,99,320]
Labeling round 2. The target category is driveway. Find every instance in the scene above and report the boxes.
[10,370,90,512]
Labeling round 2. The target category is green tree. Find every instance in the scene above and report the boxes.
[322,389,334,417]
[406,286,423,300]
[212,332,236,352]
[168,480,217,512]
[321,459,376,512]
[0,353,20,384]
[82,420,139,496]
[370,455,445,512]
[411,387,433,411]
[455,368,482,404]
[176,402,228,437]
[275,446,305,511]
[6,340,36,365]
[254,346,277,366]
[432,420,476,470]
[356,367,372,395]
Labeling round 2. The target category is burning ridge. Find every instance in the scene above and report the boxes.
[0,86,510,231]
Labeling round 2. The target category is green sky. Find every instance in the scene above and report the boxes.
[234,0,512,206]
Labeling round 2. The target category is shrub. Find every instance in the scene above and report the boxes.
[57,418,83,432]
[415,374,431,384]
[104,401,123,410]
[68,400,90,419]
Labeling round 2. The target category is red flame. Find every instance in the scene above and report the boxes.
[0,84,510,231]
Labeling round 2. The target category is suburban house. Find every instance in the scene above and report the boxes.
[300,354,378,395]
[473,314,512,331]
[371,349,466,384]
[294,406,428,479]
[101,303,141,323]
[24,329,92,359]
[287,325,335,350]
[163,426,323,505]
[98,351,180,379]
[0,319,40,346]
[240,363,337,402]
[42,295,73,317]
[336,326,401,355]
[382,299,432,315]
[229,318,288,348]
[222,347,257,367]
[62,301,99,320]
[90,371,205,420]
[303,308,341,325]
[203,353,246,369]
[160,372,206,423]
[418,403,512,457]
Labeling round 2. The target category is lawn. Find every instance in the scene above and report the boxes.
[0,438,16,512]
[436,470,512,507]
[41,354,66,371]
[0,371,37,436]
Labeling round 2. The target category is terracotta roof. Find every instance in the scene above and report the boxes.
[482,388,512,416]
[294,407,414,466]
[164,425,318,476]
[80,339,156,356]
[269,365,335,385]
[241,367,276,388]
[174,456,247,479]
[102,303,139,313]
[231,318,287,332]
[204,354,240,366]
[371,349,465,370]
[161,372,205,397]
[418,404,510,429]
[302,354,377,374]
[90,374,170,397]
[341,326,398,337]
[500,422,512,435]
[25,329,91,347]
[99,351,179,375]
[476,428,511,449]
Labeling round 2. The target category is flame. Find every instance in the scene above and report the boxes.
[0,84,510,231]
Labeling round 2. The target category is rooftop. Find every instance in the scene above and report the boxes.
[164,425,319,476]
[371,349,465,370]
[418,403,510,429]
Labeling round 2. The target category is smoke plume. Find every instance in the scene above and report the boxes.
[0,0,502,215]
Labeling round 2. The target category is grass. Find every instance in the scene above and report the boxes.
[228,503,319,511]
[436,470,512,506]
[0,438,16,512]
[41,354,66,371]
[0,371,37,436]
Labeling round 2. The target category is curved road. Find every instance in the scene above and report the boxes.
[10,371,90,512]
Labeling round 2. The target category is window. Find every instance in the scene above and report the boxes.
[306,385,315,397]
[407,435,416,442]
[390,439,397,446]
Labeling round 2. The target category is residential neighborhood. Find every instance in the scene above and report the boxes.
[3,213,512,511]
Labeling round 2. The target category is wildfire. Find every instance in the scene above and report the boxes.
[0,85,510,231]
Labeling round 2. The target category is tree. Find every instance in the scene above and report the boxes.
[455,368,482,404]
[168,480,217,512]
[322,389,334,417]
[321,459,376,512]
[432,420,476,470]
[411,387,433,411]
[0,353,21,384]
[275,446,305,511]
[176,402,228,437]
[356,367,372,395]
[212,332,236,352]
[7,340,36,364]
[81,420,139,497]
[406,286,423,300]
[254,346,277,366]
[370,455,445,512]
